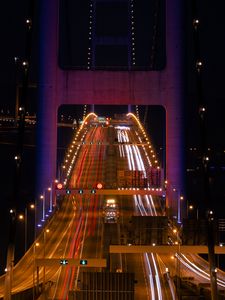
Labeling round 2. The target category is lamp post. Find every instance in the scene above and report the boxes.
[43,228,50,296]
[187,204,199,220]
[18,203,35,253]
[41,187,54,222]
[178,195,184,223]
[173,228,181,298]
[40,194,45,222]
[33,241,40,298]
[48,186,53,213]
[25,204,35,252]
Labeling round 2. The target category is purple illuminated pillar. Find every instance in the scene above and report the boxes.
[36,0,60,224]
[164,0,185,220]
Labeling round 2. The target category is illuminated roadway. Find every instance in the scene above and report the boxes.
[0,113,225,299]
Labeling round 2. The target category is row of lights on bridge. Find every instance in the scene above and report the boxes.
[61,113,97,185]
[127,113,160,168]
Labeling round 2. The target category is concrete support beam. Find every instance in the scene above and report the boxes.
[35,258,107,267]
[109,245,225,254]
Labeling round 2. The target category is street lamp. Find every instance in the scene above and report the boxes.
[40,194,45,222]
[43,228,50,294]
[187,204,198,219]
[178,195,184,223]
[33,241,40,297]
[18,214,24,221]
[25,204,35,252]
[41,186,54,222]
[47,187,53,213]
[18,204,35,252]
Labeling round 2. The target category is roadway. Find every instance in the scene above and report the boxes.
[0,113,225,299]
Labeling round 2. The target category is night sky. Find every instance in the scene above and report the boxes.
[0,0,225,274]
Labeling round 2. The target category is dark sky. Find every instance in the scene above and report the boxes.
[0,0,225,273]
[0,1,224,143]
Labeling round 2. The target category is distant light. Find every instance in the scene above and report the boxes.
[199,107,206,112]
[193,19,200,26]
[22,61,28,67]
[18,214,24,220]
[196,61,203,73]
[196,60,203,67]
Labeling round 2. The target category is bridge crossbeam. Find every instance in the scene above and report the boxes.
[35,258,106,267]
[55,188,165,197]
[109,245,225,254]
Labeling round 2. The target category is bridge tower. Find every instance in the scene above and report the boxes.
[37,0,184,222]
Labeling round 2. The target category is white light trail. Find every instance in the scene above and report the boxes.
[151,253,163,300]
[178,254,225,288]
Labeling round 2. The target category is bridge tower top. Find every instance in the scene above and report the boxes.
[37,0,185,221]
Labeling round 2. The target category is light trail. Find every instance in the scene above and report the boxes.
[3,116,225,298]
[177,254,225,288]
[144,253,156,300]
[117,127,164,300]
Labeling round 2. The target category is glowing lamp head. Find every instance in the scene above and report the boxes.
[56,183,63,190]
[96,183,103,189]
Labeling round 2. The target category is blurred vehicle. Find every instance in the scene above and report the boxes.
[103,198,119,223]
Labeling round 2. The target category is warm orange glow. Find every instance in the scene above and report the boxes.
[97,183,103,189]
[18,214,24,220]
[56,183,63,190]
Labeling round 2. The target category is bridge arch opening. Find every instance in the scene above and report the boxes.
[56,104,166,182]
